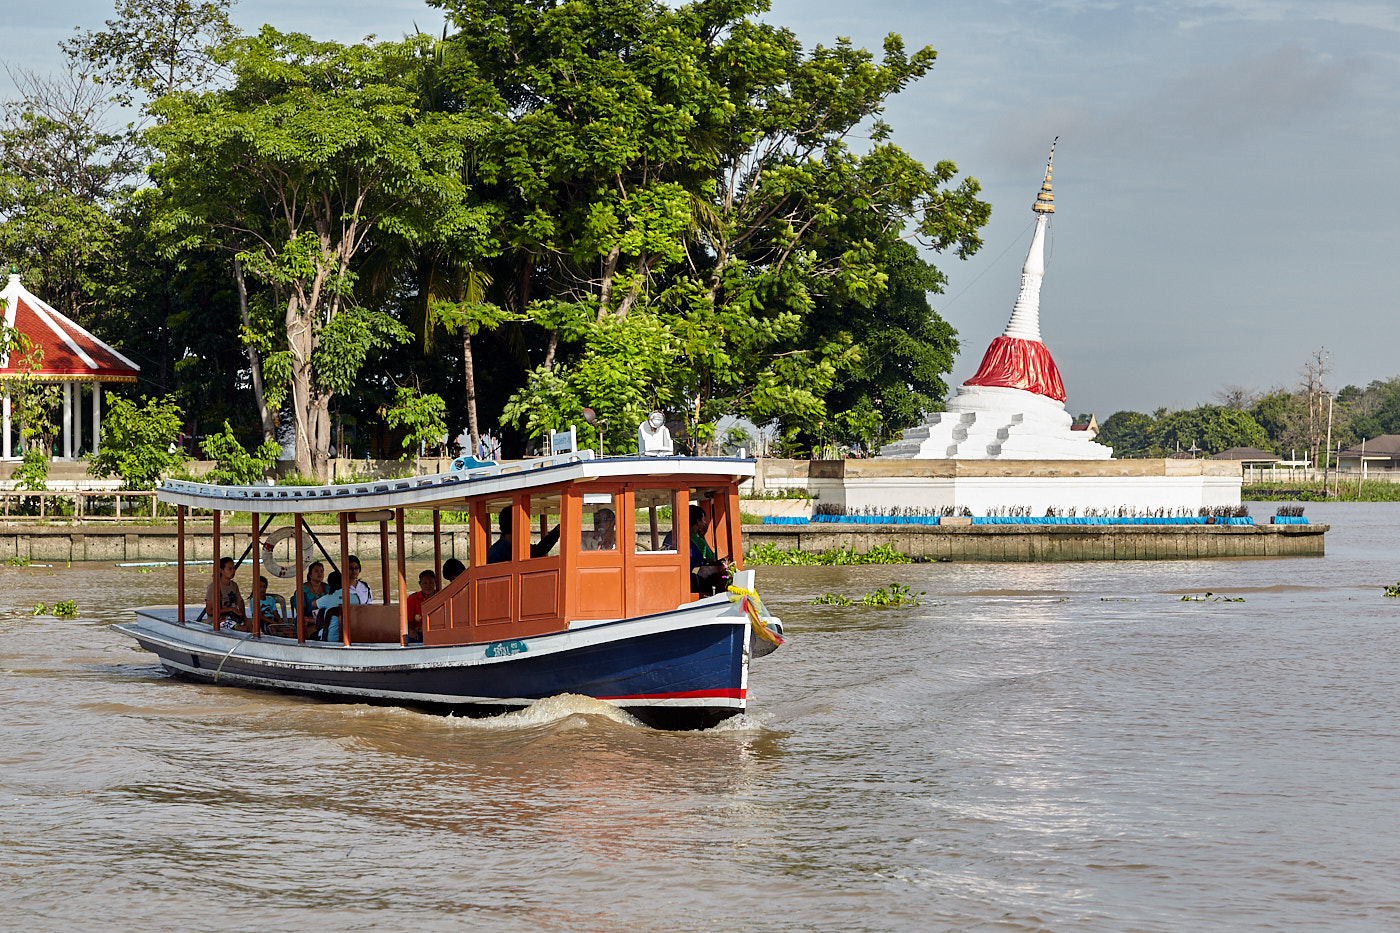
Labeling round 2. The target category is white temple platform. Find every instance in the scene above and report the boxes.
[752,458,1242,516]
[880,385,1112,460]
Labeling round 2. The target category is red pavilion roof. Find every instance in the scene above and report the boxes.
[0,272,139,383]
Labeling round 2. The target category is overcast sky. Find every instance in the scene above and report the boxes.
[6,1,1398,416]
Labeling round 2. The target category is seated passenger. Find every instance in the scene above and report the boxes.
[581,508,616,551]
[405,569,438,643]
[685,505,730,596]
[442,558,465,583]
[315,570,360,642]
[345,554,373,605]
[255,575,296,638]
[486,507,560,563]
[291,561,327,627]
[205,556,247,630]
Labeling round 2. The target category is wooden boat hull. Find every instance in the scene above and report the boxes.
[115,595,758,730]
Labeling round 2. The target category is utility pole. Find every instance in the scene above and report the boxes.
[1323,394,1334,496]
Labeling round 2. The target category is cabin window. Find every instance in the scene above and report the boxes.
[634,488,678,553]
[482,497,514,564]
[579,492,618,552]
[524,493,562,559]
[688,489,729,562]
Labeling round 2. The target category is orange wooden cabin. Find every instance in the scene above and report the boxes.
[423,474,744,646]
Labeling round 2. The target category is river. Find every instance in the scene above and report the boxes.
[1,501,1396,932]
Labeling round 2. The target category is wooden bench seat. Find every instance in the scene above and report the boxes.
[344,604,405,643]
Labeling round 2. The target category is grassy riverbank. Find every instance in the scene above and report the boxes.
[1244,480,1400,502]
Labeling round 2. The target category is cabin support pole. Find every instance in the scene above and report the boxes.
[294,513,305,643]
[379,520,390,605]
[395,508,407,647]
[211,509,221,626]
[177,505,186,624]
[433,511,442,584]
[339,512,352,646]
[251,512,262,637]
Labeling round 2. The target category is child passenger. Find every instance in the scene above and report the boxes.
[404,569,438,643]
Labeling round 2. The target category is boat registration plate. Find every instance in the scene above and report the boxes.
[485,639,528,658]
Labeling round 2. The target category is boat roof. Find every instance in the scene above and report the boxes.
[158,453,755,514]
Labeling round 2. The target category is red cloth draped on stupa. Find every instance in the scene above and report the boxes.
[963,335,1066,403]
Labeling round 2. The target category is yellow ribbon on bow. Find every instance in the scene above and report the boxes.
[728,585,783,646]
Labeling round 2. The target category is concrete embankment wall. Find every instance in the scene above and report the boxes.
[748,458,1244,514]
[741,523,1327,561]
[0,524,470,564]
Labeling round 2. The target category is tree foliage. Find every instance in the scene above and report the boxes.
[6,0,985,471]
[1154,406,1271,455]
[147,27,492,479]
[1097,406,1271,458]
[62,0,240,103]
[200,420,281,484]
[381,387,449,459]
[432,0,987,451]
[89,394,188,489]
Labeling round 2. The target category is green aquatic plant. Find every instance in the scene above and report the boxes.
[745,543,913,566]
[859,584,923,607]
[1384,582,1400,598]
[741,487,815,500]
[1180,591,1245,603]
[5,555,30,567]
[51,600,77,619]
[811,593,854,606]
[31,603,47,616]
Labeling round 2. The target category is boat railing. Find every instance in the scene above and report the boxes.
[158,449,597,504]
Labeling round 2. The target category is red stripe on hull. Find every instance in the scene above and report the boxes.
[600,688,746,700]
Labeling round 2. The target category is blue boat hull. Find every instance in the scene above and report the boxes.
[116,604,753,731]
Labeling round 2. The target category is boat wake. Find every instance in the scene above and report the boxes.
[702,712,769,734]
[445,694,648,731]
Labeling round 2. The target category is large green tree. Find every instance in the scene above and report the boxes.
[147,28,492,478]
[434,0,988,452]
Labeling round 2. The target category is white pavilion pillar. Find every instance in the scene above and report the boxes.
[74,383,84,456]
[92,383,101,456]
[63,382,73,459]
[2,388,10,460]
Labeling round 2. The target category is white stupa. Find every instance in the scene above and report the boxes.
[880,140,1112,460]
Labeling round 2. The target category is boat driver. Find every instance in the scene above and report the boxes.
[687,505,730,596]
[581,508,617,551]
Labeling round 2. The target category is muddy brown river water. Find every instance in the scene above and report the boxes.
[1,501,1397,931]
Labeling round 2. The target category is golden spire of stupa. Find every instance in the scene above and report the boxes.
[1033,137,1058,214]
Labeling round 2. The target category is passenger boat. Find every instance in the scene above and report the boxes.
[114,452,783,730]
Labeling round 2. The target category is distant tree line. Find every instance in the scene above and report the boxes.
[1095,349,1400,463]
[0,0,990,480]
